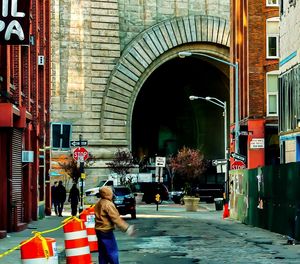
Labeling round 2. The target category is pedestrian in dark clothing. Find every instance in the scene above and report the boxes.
[56,180,66,217]
[51,181,58,215]
[68,183,80,216]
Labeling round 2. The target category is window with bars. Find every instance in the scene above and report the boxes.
[279,66,300,132]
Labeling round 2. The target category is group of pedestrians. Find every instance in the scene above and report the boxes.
[51,180,80,216]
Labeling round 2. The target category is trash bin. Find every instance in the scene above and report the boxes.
[214,198,223,211]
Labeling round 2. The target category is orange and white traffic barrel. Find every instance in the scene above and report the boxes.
[63,218,92,264]
[80,207,98,252]
[20,236,58,264]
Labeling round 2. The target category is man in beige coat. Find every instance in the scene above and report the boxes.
[94,186,135,264]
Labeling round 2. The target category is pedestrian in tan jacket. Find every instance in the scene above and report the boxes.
[94,186,135,264]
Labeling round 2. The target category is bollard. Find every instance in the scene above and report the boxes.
[63,218,92,264]
[20,236,58,264]
[80,207,98,252]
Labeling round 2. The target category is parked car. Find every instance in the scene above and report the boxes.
[84,180,114,204]
[132,182,169,204]
[113,186,136,219]
[170,184,224,204]
[170,190,184,204]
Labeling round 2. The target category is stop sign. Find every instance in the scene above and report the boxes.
[231,160,246,170]
[73,147,89,161]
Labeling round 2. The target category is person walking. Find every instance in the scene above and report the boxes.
[68,183,80,216]
[56,180,66,217]
[94,186,135,264]
[51,181,58,215]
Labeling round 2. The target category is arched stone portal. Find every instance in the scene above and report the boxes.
[101,15,230,159]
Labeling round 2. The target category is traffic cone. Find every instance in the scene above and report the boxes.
[80,207,98,252]
[223,203,230,218]
[20,236,58,264]
[63,218,92,264]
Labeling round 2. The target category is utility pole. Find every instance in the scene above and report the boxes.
[78,134,84,213]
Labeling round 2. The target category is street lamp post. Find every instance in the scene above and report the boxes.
[179,51,240,154]
[189,95,229,201]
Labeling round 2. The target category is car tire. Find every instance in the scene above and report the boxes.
[131,210,136,219]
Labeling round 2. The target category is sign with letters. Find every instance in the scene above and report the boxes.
[0,0,30,45]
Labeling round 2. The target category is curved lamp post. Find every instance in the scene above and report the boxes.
[189,95,229,201]
[179,51,239,154]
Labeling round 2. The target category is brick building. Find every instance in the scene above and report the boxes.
[230,0,279,168]
[0,0,51,237]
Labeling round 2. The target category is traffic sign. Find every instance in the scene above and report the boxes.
[212,159,227,166]
[70,140,88,147]
[155,157,166,167]
[230,152,246,162]
[231,160,246,170]
[73,147,89,161]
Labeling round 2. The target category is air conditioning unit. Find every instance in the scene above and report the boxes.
[38,55,45,66]
[22,151,34,163]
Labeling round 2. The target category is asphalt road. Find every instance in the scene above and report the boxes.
[1,202,300,263]
[90,203,300,264]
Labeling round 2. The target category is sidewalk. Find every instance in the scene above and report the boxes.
[0,209,72,264]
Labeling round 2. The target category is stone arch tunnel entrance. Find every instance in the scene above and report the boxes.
[132,55,229,162]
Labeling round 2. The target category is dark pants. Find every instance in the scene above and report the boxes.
[53,201,59,215]
[71,203,78,216]
[57,201,64,216]
[95,230,119,264]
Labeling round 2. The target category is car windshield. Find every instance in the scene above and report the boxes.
[114,187,131,196]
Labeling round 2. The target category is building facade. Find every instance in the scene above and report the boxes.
[50,0,231,187]
[279,0,300,163]
[230,0,279,169]
[0,0,51,237]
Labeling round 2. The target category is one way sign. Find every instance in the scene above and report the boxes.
[70,140,88,147]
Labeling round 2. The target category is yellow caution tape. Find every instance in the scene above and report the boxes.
[0,235,35,259]
[62,215,84,229]
[0,208,93,259]
[36,233,50,259]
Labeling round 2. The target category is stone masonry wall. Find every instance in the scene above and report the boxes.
[50,0,230,183]
[118,0,229,51]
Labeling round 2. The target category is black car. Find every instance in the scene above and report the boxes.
[170,184,224,204]
[132,182,169,204]
[113,186,136,219]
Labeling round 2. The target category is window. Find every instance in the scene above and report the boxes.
[267,0,279,6]
[266,18,279,58]
[267,72,279,116]
[51,123,72,149]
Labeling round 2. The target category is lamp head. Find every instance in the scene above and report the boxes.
[189,95,197,101]
[178,51,192,58]
[205,96,211,100]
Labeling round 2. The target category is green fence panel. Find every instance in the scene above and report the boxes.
[231,162,300,240]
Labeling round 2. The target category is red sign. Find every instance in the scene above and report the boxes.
[231,160,246,170]
[73,147,89,161]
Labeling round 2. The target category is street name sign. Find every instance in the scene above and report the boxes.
[230,152,246,162]
[73,147,89,162]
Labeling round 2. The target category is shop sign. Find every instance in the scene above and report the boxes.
[0,0,30,45]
